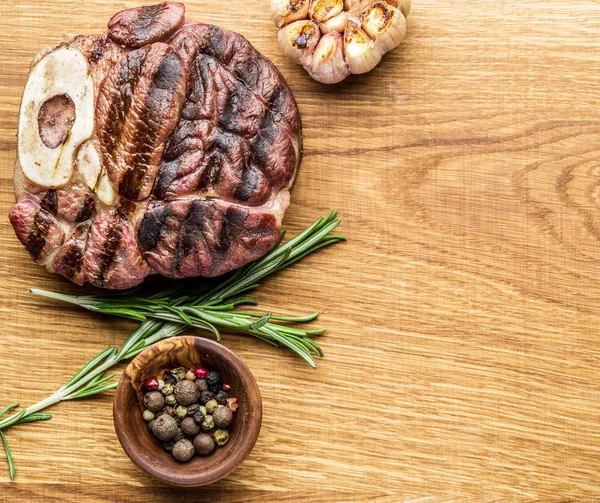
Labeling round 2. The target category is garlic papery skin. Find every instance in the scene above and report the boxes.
[320,11,348,33]
[309,0,344,23]
[344,20,382,74]
[360,2,406,54]
[18,47,95,188]
[270,0,311,28]
[302,31,350,84]
[385,0,410,17]
[278,19,321,64]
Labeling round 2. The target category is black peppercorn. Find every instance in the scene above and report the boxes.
[187,404,200,417]
[208,383,222,394]
[164,440,174,452]
[195,379,208,392]
[215,391,228,405]
[206,371,221,386]
[163,371,176,385]
[200,391,215,404]
[193,411,205,425]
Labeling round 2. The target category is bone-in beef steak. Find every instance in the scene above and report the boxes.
[10,3,302,289]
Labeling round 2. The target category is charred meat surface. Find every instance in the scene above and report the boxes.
[11,2,302,289]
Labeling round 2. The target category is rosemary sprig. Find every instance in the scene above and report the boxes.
[0,211,344,480]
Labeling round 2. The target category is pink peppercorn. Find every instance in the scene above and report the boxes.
[222,384,231,392]
[143,377,159,391]
[194,367,209,379]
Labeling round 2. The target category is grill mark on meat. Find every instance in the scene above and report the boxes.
[153,158,181,199]
[179,200,207,270]
[58,243,85,280]
[75,194,96,223]
[27,209,53,261]
[96,219,123,285]
[133,3,167,42]
[218,206,248,254]
[40,190,58,214]
[119,49,184,199]
[138,203,171,252]
[233,166,261,202]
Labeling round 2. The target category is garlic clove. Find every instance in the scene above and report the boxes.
[320,11,348,33]
[344,19,382,74]
[278,19,321,65]
[309,0,344,23]
[270,0,311,28]
[386,0,411,17]
[360,2,407,54]
[76,140,116,206]
[302,31,350,84]
[18,47,95,188]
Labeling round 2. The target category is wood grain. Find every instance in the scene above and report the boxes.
[1,0,599,501]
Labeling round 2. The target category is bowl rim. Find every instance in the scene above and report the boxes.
[113,336,262,487]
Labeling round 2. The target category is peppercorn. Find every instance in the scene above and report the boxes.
[174,379,200,406]
[143,391,165,412]
[152,414,178,441]
[205,399,218,414]
[162,406,175,417]
[209,383,222,395]
[171,367,187,382]
[187,404,200,417]
[161,383,175,396]
[163,371,176,385]
[194,367,209,379]
[193,411,205,425]
[199,406,207,416]
[206,371,221,386]
[157,379,165,390]
[173,428,185,443]
[174,404,188,419]
[164,394,177,406]
[200,391,215,404]
[181,417,201,437]
[195,379,208,392]
[172,439,194,462]
[164,440,174,452]
[215,391,228,405]
[222,384,231,392]
[185,370,196,381]
[213,405,233,429]
[193,433,215,455]
[143,377,159,391]
[213,429,230,447]
[201,415,215,431]
[142,409,155,422]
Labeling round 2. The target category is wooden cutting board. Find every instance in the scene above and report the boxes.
[1,1,599,501]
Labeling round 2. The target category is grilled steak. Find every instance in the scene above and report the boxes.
[10,3,302,289]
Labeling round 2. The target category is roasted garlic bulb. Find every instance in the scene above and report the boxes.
[272,0,410,84]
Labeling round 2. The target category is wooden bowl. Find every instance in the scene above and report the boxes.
[113,336,262,486]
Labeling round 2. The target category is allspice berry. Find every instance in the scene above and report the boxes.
[214,429,230,447]
[181,417,201,437]
[174,379,200,406]
[205,399,219,414]
[213,405,233,429]
[143,391,165,412]
[193,433,215,455]
[172,439,194,462]
[152,414,178,441]
[195,379,208,392]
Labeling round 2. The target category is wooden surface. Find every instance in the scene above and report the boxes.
[1,0,599,501]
